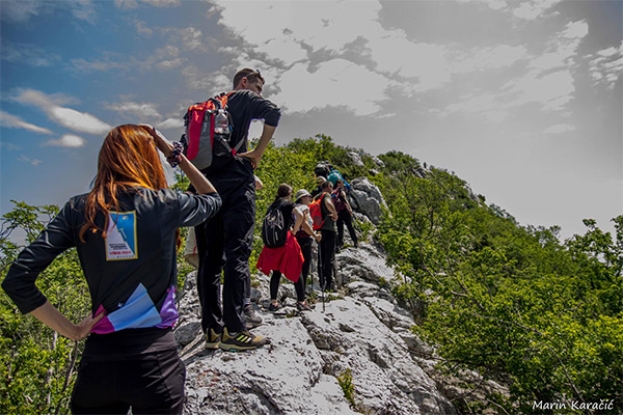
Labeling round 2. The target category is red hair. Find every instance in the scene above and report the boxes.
[79,124,180,247]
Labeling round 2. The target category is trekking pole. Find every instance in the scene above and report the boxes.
[317,242,325,312]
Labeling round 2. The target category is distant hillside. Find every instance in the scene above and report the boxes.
[255,135,623,414]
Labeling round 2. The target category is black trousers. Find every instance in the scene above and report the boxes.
[70,329,185,415]
[319,230,336,290]
[195,167,255,334]
[336,210,357,248]
[297,236,313,290]
[269,267,306,302]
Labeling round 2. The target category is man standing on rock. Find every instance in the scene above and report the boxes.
[193,68,281,351]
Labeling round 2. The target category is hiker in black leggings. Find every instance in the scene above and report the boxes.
[293,189,321,310]
[256,184,306,311]
[316,181,338,291]
[333,179,358,250]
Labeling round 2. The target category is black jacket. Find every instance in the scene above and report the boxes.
[2,189,221,334]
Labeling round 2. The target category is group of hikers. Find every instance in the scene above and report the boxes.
[1,68,359,414]
[255,165,359,318]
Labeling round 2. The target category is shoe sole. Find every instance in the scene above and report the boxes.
[218,343,263,352]
[205,341,220,349]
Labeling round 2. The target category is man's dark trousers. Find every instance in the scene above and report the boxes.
[195,162,255,334]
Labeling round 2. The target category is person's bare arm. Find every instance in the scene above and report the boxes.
[148,127,217,194]
[325,195,338,221]
[302,211,321,241]
[238,125,276,169]
[30,301,103,341]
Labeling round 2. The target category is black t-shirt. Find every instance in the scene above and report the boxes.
[200,90,281,178]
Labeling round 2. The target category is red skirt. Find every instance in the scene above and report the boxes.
[256,232,304,282]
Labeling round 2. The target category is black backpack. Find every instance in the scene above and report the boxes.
[314,161,332,178]
[261,204,288,248]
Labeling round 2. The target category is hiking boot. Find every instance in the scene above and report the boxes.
[205,328,221,349]
[244,304,263,329]
[219,328,270,352]
[268,302,281,312]
[296,301,313,311]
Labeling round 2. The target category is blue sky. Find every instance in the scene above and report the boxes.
[1,0,621,240]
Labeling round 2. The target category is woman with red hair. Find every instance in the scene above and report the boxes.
[2,125,221,414]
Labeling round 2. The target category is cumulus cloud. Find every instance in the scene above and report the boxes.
[106,102,162,118]
[11,88,111,135]
[212,0,449,110]
[45,134,86,148]
[0,111,53,135]
[273,59,393,116]
[49,107,111,135]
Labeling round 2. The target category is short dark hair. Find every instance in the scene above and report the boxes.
[276,183,293,199]
[233,68,265,89]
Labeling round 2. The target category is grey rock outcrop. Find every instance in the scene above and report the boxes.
[348,177,387,225]
[347,151,365,168]
[175,238,456,415]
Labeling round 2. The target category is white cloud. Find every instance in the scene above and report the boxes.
[12,88,69,107]
[511,0,563,20]
[106,102,161,118]
[273,59,392,116]
[49,107,111,135]
[139,0,180,6]
[442,92,510,122]
[1,41,61,67]
[156,117,184,130]
[0,111,54,135]
[456,0,508,12]
[17,155,42,166]
[0,1,50,22]
[367,36,451,92]
[45,134,86,148]
[543,124,575,134]
[1,0,97,23]
[12,88,111,135]
[180,27,204,51]
[215,1,380,66]
[452,45,528,74]
[589,41,623,89]
[115,0,180,9]
[157,58,186,70]
[504,70,575,111]
[71,57,127,72]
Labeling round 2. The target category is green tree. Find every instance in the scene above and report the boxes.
[1,201,90,415]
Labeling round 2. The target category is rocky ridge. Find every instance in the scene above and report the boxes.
[173,177,504,414]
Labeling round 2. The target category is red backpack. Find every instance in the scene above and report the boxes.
[308,194,327,230]
[182,93,242,170]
